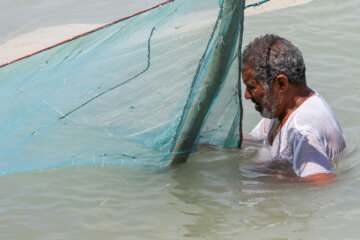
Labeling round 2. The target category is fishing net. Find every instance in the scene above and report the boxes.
[0,0,280,175]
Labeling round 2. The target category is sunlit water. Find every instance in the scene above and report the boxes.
[0,0,360,239]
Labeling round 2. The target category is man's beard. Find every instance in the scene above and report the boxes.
[258,87,279,119]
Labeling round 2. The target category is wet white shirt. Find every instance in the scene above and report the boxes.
[249,92,346,177]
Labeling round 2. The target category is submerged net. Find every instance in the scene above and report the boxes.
[0,0,294,175]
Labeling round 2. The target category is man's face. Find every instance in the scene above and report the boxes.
[242,67,279,119]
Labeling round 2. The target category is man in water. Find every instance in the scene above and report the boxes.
[242,34,346,183]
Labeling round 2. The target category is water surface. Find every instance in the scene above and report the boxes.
[0,0,360,239]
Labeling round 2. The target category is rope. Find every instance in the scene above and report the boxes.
[59,27,156,120]
[245,0,271,8]
[0,0,173,68]
[0,0,275,69]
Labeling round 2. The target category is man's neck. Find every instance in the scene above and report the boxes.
[278,84,314,124]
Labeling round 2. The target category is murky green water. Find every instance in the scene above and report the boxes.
[0,0,359,239]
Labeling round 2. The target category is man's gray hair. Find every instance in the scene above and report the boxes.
[242,34,306,86]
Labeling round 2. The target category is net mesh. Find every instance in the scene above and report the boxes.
[0,0,247,175]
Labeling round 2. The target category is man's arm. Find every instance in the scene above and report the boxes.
[256,130,336,185]
[299,172,335,185]
[290,130,335,185]
[259,162,335,185]
[267,172,336,186]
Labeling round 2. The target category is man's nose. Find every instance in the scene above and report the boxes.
[244,88,251,99]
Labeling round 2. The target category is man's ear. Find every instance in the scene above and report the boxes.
[275,74,289,92]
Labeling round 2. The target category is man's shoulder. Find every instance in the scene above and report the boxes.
[285,92,345,150]
[290,92,338,126]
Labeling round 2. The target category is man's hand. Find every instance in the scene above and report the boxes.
[299,172,336,186]
[270,172,336,186]
[252,161,336,186]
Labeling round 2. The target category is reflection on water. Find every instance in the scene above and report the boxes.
[0,0,360,239]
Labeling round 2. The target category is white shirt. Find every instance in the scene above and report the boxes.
[249,92,346,177]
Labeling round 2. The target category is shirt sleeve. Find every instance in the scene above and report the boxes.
[249,118,271,141]
[289,128,333,178]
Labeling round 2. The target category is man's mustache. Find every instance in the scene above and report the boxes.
[251,98,260,105]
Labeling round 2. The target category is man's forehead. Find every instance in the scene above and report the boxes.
[242,67,265,88]
[242,67,254,81]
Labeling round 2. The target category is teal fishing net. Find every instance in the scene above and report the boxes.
[0,0,247,175]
